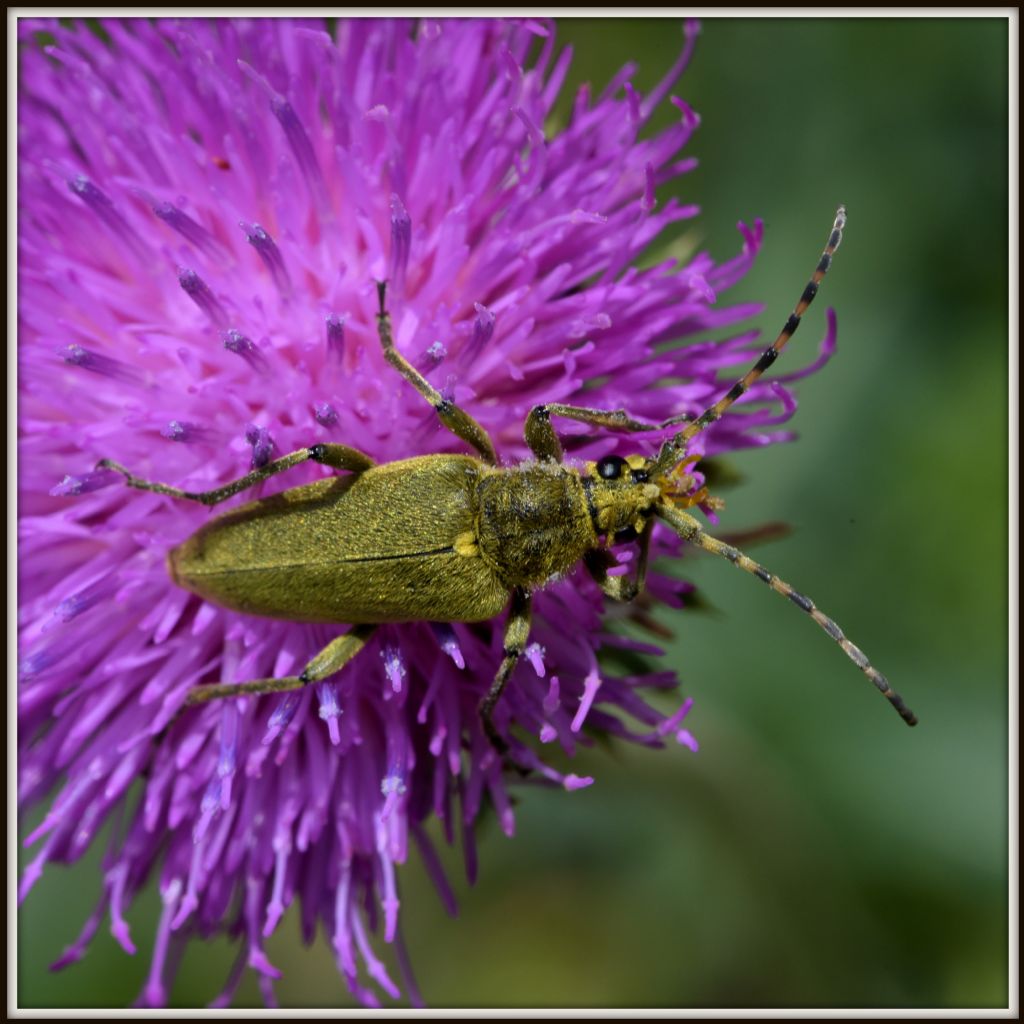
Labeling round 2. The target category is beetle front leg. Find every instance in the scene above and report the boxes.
[97,442,375,506]
[184,624,377,704]
[375,281,499,465]
[584,519,653,601]
[479,589,532,756]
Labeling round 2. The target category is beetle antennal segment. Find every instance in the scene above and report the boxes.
[654,501,917,726]
[653,205,847,479]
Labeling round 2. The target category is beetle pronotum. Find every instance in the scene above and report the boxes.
[97,206,917,753]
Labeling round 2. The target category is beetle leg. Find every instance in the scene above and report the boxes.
[524,403,692,462]
[479,589,532,756]
[374,281,498,465]
[184,624,376,704]
[584,519,653,601]
[96,443,374,506]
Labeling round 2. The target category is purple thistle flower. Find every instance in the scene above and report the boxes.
[17,17,834,1007]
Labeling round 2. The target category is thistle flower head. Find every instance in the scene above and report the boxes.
[18,17,832,1006]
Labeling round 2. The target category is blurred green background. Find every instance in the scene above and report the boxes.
[18,17,1010,1010]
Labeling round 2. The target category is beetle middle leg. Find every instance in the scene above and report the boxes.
[184,624,377,705]
[374,281,498,465]
[479,588,532,756]
[584,519,654,601]
[97,443,374,506]
[524,403,692,462]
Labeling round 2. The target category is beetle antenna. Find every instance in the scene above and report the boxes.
[653,206,846,477]
[655,501,918,726]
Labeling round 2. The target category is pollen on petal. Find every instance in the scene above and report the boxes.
[542,675,561,715]
[380,772,407,822]
[325,313,346,364]
[241,222,291,298]
[59,345,144,384]
[571,667,602,733]
[417,339,447,374]
[67,174,147,262]
[314,401,339,426]
[524,642,546,677]
[151,198,224,259]
[316,682,342,745]
[49,469,119,497]
[47,579,110,628]
[223,329,270,374]
[465,303,495,359]
[263,692,302,745]
[245,424,274,469]
[389,194,412,294]
[431,624,465,669]
[381,646,406,694]
[179,267,228,326]
[270,93,330,216]
[159,419,213,443]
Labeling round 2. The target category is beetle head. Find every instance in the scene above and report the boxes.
[585,449,716,543]
[583,452,662,540]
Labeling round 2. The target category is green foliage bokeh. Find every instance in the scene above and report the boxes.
[18,16,1010,1010]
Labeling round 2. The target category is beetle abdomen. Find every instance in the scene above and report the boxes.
[168,455,509,623]
[170,545,508,623]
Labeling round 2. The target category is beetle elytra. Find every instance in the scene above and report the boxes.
[97,206,917,753]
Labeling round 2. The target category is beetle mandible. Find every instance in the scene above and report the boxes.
[98,206,917,753]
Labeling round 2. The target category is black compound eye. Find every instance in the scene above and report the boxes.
[614,525,639,544]
[596,454,627,480]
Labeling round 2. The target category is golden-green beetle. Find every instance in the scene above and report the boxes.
[99,207,916,753]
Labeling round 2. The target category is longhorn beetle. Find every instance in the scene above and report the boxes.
[97,206,917,752]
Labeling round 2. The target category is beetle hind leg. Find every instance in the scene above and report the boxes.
[185,624,376,705]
